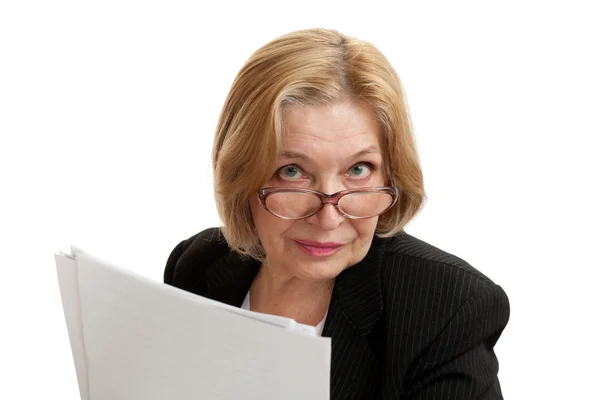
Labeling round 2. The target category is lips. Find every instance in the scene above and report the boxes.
[294,239,344,257]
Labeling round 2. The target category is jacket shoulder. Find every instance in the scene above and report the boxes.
[381,232,498,287]
[163,227,229,285]
[376,233,510,397]
[377,232,508,344]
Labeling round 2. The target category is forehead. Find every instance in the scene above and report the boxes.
[280,102,381,153]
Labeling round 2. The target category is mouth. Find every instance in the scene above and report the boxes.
[293,239,344,257]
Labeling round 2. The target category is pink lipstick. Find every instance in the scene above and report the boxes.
[294,240,344,257]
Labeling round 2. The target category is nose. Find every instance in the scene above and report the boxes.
[305,202,345,230]
[305,180,346,229]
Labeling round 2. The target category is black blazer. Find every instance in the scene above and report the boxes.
[164,228,510,399]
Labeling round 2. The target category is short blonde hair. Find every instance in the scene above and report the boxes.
[213,28,425,259]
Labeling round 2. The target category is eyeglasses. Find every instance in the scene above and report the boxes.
[257,186,399,220]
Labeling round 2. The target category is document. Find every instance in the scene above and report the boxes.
[55,248,331,400]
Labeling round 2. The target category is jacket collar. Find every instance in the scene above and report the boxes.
[204,252,261,307]
[322,236,385,337]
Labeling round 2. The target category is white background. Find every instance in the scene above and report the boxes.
[1,1,599,398]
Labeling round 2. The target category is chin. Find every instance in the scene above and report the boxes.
[290,251,352,281]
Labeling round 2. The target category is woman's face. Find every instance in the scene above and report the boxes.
[249,101,386,281]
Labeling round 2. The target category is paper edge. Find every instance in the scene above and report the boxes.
[55,252,90,400]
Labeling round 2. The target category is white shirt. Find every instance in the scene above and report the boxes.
[240,292,327,336]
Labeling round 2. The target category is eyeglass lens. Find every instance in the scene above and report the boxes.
[264,191,394,219]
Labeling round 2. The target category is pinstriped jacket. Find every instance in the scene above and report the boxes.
[164,228,510,399]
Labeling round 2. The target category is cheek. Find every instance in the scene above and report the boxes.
[249,196,295,244]
[350,218,379,255]
[354,217,379,239]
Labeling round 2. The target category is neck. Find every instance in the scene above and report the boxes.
[249,261,334,326]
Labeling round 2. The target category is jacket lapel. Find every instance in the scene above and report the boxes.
[204,253,261,307]
[323,237,386,399]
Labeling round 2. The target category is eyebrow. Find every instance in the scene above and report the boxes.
[279,145,382,160]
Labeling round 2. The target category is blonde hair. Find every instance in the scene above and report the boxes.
[213,28,425,259]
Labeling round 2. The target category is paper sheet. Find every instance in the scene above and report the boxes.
[55,249,331,400]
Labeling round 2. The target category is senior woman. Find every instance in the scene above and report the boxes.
[164,29,510,399]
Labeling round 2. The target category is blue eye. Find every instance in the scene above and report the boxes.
[348,162,372,179]
[278,165,303,180]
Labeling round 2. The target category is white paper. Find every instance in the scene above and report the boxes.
[55,249,331,400]
[55,253,90,400]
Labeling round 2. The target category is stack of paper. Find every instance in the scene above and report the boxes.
[55,248,331,400]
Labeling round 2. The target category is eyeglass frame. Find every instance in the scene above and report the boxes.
[257,186,399,220]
